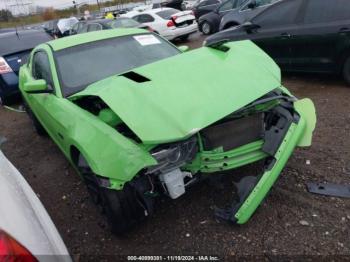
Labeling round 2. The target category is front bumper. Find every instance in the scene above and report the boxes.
[186,98,316,224]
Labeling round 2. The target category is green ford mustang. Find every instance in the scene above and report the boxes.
[19,28,316,234]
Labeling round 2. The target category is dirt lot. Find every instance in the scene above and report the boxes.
[1,33,350,260]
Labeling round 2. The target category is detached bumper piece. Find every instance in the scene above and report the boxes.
[215,98,316,224]
[307,182,350,198]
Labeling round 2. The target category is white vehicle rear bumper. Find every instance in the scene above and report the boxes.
[163,22,198,40]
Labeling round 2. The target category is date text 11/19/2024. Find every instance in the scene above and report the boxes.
[127,255,220,261]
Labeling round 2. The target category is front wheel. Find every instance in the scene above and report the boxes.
[342,56,350,85]
[82,171,155,235]
[178,34,190,41]
[200,21,212,35]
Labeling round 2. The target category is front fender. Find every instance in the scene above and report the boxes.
[68,111,157,190]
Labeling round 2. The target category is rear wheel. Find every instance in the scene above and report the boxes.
[342,56,350,85]
[201,21,212,35]
[78,155,154,235]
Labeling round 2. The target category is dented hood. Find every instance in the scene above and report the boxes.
[71,41,281,144]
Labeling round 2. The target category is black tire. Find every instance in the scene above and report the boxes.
[200,21,212,35]
[80,164,154,235]
[23,100,47,136]
[342,56,350,85]
[179,34,190,41]
[101,183,154,235]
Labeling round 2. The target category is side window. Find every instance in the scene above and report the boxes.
[252,0,300,28]
[71,23,78,32]
[206,0,219,5]
[79,24,88,33]
[134,14,154,23]
[304,0,350,24]
[32,51,53,87]
[77,22,85,31]
[87,23,102,32]
[218,0,234,12]
[255,0,272,7]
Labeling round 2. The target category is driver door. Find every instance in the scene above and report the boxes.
[26,50,72,155]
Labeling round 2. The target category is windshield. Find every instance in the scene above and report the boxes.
[156,9,178,20]
[55,34,180,97]
[107,18,140,28]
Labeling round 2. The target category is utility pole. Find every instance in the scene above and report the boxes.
[96,0,100,10]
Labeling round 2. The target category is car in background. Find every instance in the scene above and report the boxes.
[219,0,280,30]
[70,18,154,35]
[181,0,198,10]
[56,17,79,37]
[0,30,52,104]
[198,0,276,35]
[43,18,78,38]
[19,28,316,234]
[124,8,197,40]
[0,150,71,261]
[160,0,184,10]
[206,0,350,84]
[192,0,221,20]
[43,19,59,37]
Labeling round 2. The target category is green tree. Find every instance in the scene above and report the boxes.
[0,9,13,22]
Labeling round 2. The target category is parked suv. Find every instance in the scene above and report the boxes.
[192,0,221,20]
[198,0,275,35]
[206,0,350,84]
[220,0,279,30]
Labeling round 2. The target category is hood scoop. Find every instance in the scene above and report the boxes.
[121,71,150,83]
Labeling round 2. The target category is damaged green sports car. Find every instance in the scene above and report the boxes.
[19,29,316,234]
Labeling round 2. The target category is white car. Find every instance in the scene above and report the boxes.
[123,8,198,40]
[0,150,71,261]
[181,0,197,10]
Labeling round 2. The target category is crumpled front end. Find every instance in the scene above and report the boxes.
[146,88,316,224]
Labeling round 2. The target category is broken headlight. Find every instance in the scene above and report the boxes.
[147,136,198,174]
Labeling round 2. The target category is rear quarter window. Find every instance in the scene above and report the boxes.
[304,0,350,24]
[156,9,178,20]
[252,0,300,27]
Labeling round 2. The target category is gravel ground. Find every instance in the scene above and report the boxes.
[1,32,350,260]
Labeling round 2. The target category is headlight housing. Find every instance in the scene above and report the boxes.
[147,136,198,174]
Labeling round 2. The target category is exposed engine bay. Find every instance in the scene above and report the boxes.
[72,89,314,225]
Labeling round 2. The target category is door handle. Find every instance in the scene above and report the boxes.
[280,33,291,38]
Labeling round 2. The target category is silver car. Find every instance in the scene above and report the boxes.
[0,150,71,262]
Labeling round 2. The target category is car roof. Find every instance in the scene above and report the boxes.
[130,7,173,15]
[46,28,148,51]
[0,30,52,56]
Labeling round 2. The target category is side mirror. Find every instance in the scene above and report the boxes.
[247,0,257,9]
[242,21,260,33]
[23,79,52,94]
[178,45,190,52]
